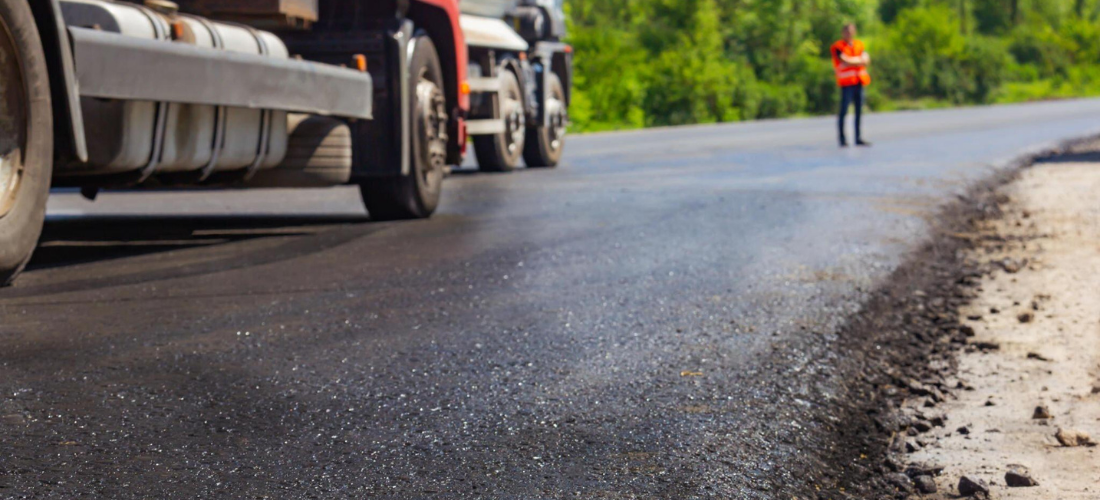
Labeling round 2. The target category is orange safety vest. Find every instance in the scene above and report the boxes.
[831,39,872,87]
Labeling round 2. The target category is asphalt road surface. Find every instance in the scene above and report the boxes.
[3,100,1100,498]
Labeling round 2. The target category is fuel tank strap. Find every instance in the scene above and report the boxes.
[244,26,273,181]
[132,3,171,183]
[186,15,229,182]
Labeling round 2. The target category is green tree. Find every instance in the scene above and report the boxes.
[564,0,649,131]
[640,0,748,125]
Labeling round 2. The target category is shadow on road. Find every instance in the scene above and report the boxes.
[29,214,370,272]
[0,214,386,299]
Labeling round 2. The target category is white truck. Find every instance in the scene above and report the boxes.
[0,0,572,284]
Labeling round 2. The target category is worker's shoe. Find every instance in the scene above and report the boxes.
[856,139,872,147]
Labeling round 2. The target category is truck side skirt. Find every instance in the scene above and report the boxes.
[28,0,87,164]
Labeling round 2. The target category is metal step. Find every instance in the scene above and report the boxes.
[466,119,505,136]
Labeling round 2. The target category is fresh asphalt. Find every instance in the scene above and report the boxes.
[2,100,1100,497]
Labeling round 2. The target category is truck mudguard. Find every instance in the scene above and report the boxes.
[28,0,87,163]
[410,0,468,113]
[409,0,468,163]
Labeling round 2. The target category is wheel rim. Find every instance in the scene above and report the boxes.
[502,77,525,156]
[0,16,27,218]
[415,68,448,193]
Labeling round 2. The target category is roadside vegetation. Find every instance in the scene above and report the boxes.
[566,0,1100,132]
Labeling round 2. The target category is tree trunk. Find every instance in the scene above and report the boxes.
[959,0,968,33]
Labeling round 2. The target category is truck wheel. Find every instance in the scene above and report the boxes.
[474,69,525,172]
[523,73,566,168]
[0,0,52,286]
[360,35,447,221]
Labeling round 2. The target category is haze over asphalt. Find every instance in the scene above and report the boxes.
[3,100,1100,497]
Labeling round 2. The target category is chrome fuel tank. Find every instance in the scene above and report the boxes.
[59,0,288,178]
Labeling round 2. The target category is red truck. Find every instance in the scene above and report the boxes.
[0,0,572,284]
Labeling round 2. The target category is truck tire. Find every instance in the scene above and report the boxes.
[523,72,566,168]
[360,34,447,221]
[0,0,52,286]
[474,69,525,172]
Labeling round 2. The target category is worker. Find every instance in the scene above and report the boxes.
[831,23,872,147]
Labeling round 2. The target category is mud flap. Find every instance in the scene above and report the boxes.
[351,19,414,181]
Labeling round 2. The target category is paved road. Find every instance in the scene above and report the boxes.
[3,101,1100,497]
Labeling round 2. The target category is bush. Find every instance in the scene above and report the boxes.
[565,3,649,132]
[801,58,844,115]
[875,5,965,99]
[996,65,1100,103]
[752,83,808,119]
[953,36,1011,103]
[1009,23,1073,77]
[873,6,1010,104]
[638,0,748,126]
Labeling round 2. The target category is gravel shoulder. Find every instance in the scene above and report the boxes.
[806,140,1100,500]
[903,156,1100,497]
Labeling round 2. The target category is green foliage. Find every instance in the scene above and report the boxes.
[972,0,1015,34]
[639,0,747,126]
[875,5,966,99]
[879,0,920,24]
[564,1,648,131]
[1009,22,1073,76]
[873,6,1011,104]
[565,0,1100,132]
[994,64,1100,103]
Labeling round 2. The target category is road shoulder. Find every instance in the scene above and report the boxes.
[899,157,1100,497]
[801,138,1100,499]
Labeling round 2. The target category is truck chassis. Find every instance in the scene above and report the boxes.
[0,0,572,285]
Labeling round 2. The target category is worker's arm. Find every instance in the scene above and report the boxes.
[835,48,870,67]
[839,53,869,67]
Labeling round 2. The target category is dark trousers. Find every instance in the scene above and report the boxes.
[838,84,864,145]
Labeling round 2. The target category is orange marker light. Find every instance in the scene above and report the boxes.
[353,54,368,73]
[171,21,185,40]
[460,82,471,95]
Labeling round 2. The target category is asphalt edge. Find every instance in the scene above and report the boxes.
[570,100,1100,140]
[806,133,1100,499]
